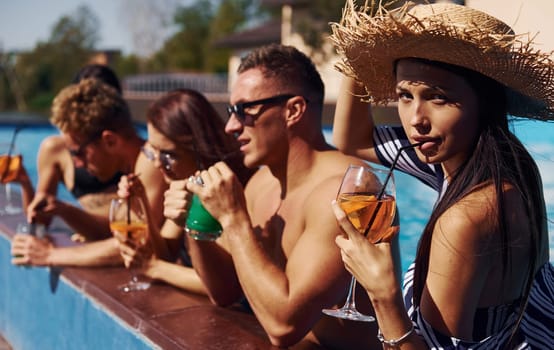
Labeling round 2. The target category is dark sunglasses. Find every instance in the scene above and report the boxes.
[226,94,297,125]
[68,132,102,158]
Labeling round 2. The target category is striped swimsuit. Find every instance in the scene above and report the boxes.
[374,125,554,349]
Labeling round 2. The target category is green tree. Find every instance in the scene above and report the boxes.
[206,0,259,72]
[13,5,100,112]
[147,0,260,73]
[293,0,346,51]
[148,0,214,72]
[114,54,143,78]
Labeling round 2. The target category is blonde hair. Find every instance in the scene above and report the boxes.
[50,78,133,138]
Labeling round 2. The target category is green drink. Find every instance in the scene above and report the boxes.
[185,194,222,241]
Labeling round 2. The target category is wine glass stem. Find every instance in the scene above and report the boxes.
[6,183,12,202]
[344,275,358,310]
[129,268,139,284]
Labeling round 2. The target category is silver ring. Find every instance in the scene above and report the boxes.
[188,175,204,186]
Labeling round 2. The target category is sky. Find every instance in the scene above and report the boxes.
[0,0,184,56]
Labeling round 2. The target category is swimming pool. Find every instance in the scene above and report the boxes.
[1,115,553,273]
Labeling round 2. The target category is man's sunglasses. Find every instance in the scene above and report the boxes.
[68,132,103,158]
[226,94,298,125]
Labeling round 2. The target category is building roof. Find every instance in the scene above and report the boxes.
[214,19,281,49]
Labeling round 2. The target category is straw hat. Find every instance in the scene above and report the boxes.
[331,1,554,120]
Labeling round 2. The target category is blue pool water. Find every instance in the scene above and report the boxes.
[1,116,553,273]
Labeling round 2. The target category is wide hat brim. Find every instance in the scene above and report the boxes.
[331,1,554,121]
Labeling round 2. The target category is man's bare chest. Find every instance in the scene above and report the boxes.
[249,195,307,258]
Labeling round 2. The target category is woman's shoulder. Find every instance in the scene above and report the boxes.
[436,181,528,251]
[453,181,524,220]
[435,183,498,248]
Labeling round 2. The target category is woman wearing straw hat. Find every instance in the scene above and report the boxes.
[331,1,553,348]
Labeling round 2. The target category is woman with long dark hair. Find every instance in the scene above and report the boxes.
[116,88,254,293]
[331,2,552,348]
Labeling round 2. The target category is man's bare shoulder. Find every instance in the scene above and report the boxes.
[37,135,72,174]
[298,150,365,205]
[38,135,68,159]
[315,149,366,181]
[40,135,66,152]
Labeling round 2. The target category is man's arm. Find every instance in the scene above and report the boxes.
[186,230,244,306]
[47,200,112,240]
[163,177,243,305]
[189,163,351,347]
[11,236,122,267]
[226,178,349,346]
[34,136,66,195]
[27,136,66,222]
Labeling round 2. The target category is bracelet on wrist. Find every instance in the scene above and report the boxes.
[377,325,414,347]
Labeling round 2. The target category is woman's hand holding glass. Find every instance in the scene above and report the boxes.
[333,201,400,302]
[117,234,154,270]
[110,174,151,292]
[322,165,397,322]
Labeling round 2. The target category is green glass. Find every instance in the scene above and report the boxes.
[185,194,222,241]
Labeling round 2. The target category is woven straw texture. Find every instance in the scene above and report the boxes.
[331,1,554,120]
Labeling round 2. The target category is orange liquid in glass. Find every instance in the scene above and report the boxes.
[338,192,396,243]
[110,221,148,247]
[0,154,22,183]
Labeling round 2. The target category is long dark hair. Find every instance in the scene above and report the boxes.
[146,88,255,185]
[410,59,546,340]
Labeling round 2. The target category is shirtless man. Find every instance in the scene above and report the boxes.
[11,78,166,267]
[164,44,382,349]
[26,64,124,240]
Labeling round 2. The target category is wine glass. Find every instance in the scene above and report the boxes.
[109,196,150,292]
[323,164,396,322]
[0,142,24,215]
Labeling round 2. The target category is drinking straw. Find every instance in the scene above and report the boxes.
[127,197,131,224]
[363,142,424,238]
[125,173,141,228]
